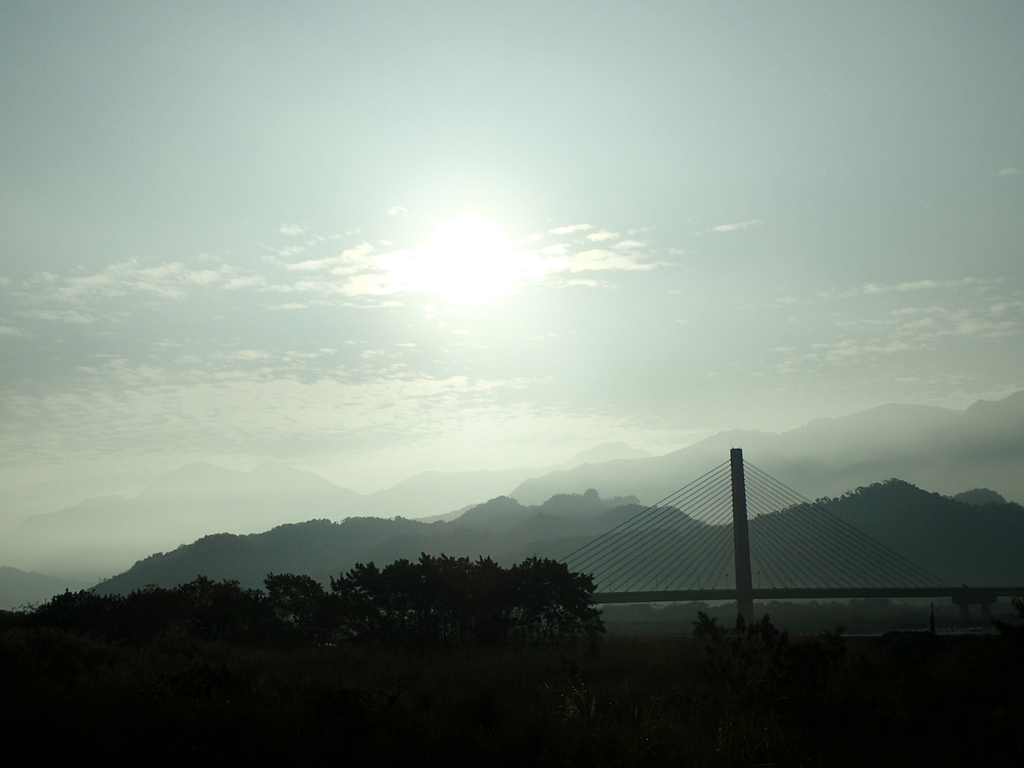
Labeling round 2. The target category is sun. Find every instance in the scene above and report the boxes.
[414,216,523,304]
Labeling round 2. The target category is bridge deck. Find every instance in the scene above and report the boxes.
[593,587,1024,604]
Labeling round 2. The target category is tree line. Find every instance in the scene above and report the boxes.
[2,554,604,649]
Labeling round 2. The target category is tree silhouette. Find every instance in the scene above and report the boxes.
[511,557,603,644]
[264,572,340,645]
[329,554,602,648]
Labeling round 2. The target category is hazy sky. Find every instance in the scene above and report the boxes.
[2,2,1022,525]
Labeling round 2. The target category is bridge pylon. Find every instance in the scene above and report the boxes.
[730,448,754,623]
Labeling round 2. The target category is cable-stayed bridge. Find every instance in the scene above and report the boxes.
[563,449,1024,621]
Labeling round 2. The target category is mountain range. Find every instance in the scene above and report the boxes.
[89,480,1024,599]
[2,392,1022,586]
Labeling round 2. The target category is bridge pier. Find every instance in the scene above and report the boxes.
[730,448,754,624]
[951,588,996,621]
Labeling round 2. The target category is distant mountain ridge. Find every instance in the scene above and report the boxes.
[89,480,1024,599]
[0,566,89,610]
[555,442,652,469]
[510,391,1024,508]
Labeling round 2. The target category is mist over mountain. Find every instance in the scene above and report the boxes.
[1,461,539,582]
[0,566,89,610]
[510,392,1024,508]
[3,462,360,582]
[3,392,1022,585]
[556,442,652,469]
[353,467,539,519]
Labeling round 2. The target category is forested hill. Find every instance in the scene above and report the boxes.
[93,491,642,595]
[820,480,1024,585]
[94,517,428,595]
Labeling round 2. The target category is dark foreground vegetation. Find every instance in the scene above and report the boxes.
[3,554,603,649]
[601,595,1014,636]
[4,583,1024,765]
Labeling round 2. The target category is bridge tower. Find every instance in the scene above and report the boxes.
[730,448,754,623]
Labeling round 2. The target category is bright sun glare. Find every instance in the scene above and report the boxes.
[410,216,523,304]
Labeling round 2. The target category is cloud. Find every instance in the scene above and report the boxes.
[777,336,926,370]
[612,240,647,251]
[860,277,1000,294]
[712,219,764,232]
[279,224,305,235]
[222,275,269,290]
[336,271,396,298]
[998,168,1020,176]
[285,242,377,274]
[386,206,408,216]
[549,223,593,235]
[585,230,619,241]
[0,367,526,458]
[948,309,1019,338]
[863,281,939,294]
[772,280,1024,381]
[18,308,97,323]
[539,244,568,256]
[228,349,272,361]
[0,324,29,337]
[887,305,944,316]
[563,249,663,272]
[16,259,242,305]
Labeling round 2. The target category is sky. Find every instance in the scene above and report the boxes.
[1,1,1022,527]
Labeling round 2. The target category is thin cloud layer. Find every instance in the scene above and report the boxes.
[712,219,764,232]
[861,278,1001,295]
[7,221,668,312]
[13,259,239,307]
[770,279,1024,380]
[562,249,663,273]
